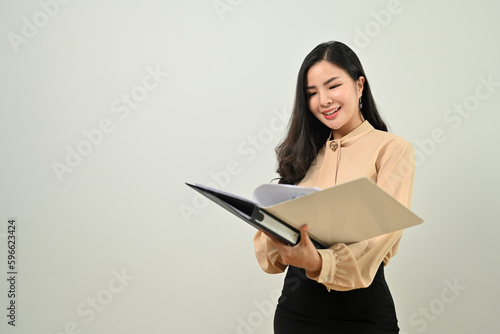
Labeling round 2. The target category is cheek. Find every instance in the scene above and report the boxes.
[332,89,346,102]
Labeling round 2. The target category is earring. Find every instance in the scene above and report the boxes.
[359,97,363,110]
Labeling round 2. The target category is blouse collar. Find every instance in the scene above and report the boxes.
[326,121,374,148]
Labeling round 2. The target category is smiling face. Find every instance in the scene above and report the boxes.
[306,60,365,140]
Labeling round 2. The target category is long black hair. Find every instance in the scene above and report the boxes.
[276,41,387,185]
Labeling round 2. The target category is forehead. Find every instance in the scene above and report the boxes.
[307,60,348,83]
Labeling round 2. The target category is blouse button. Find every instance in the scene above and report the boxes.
[329,141,338,151]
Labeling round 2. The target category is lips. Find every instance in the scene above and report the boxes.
[322,106,341,120]
[323,106,341,116]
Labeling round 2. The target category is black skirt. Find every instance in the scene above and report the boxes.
[274,264,399,334]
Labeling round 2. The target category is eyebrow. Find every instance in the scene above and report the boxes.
[306,76,340,90]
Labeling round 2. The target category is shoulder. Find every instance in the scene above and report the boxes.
[362,128,414,162]
[370,129,413,150]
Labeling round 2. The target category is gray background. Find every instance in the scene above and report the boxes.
[1,0,499,333]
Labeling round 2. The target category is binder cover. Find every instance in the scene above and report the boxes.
[186,178,423,248]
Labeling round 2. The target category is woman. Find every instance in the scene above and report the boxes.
[253,41,415,333]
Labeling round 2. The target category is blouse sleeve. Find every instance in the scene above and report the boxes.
[253,230,288,274]
[306,139,415,291]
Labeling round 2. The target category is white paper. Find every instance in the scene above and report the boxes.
[252,183,321,207]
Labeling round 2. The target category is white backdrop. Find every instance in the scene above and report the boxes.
[1,1,499,333]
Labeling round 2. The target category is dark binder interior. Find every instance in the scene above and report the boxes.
[188,184,255,218]
[186,183,326,248]
[185,183,300,245]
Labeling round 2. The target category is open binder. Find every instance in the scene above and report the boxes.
[186,178,423,248]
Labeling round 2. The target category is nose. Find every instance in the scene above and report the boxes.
[319,91,332,107]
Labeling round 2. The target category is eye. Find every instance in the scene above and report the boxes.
[307,91,317,97]
[329,84,340,90]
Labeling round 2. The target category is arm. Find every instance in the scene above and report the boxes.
[253,229,288,274]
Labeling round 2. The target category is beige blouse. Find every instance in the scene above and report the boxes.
[253,121,415,291]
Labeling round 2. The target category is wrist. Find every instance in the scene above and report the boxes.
[306,251,322,273]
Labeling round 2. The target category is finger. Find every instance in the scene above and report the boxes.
[299,224,311,246]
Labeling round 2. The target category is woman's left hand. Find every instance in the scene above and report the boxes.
[263,224,322,273]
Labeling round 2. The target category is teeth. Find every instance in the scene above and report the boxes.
[325,107,340,116]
